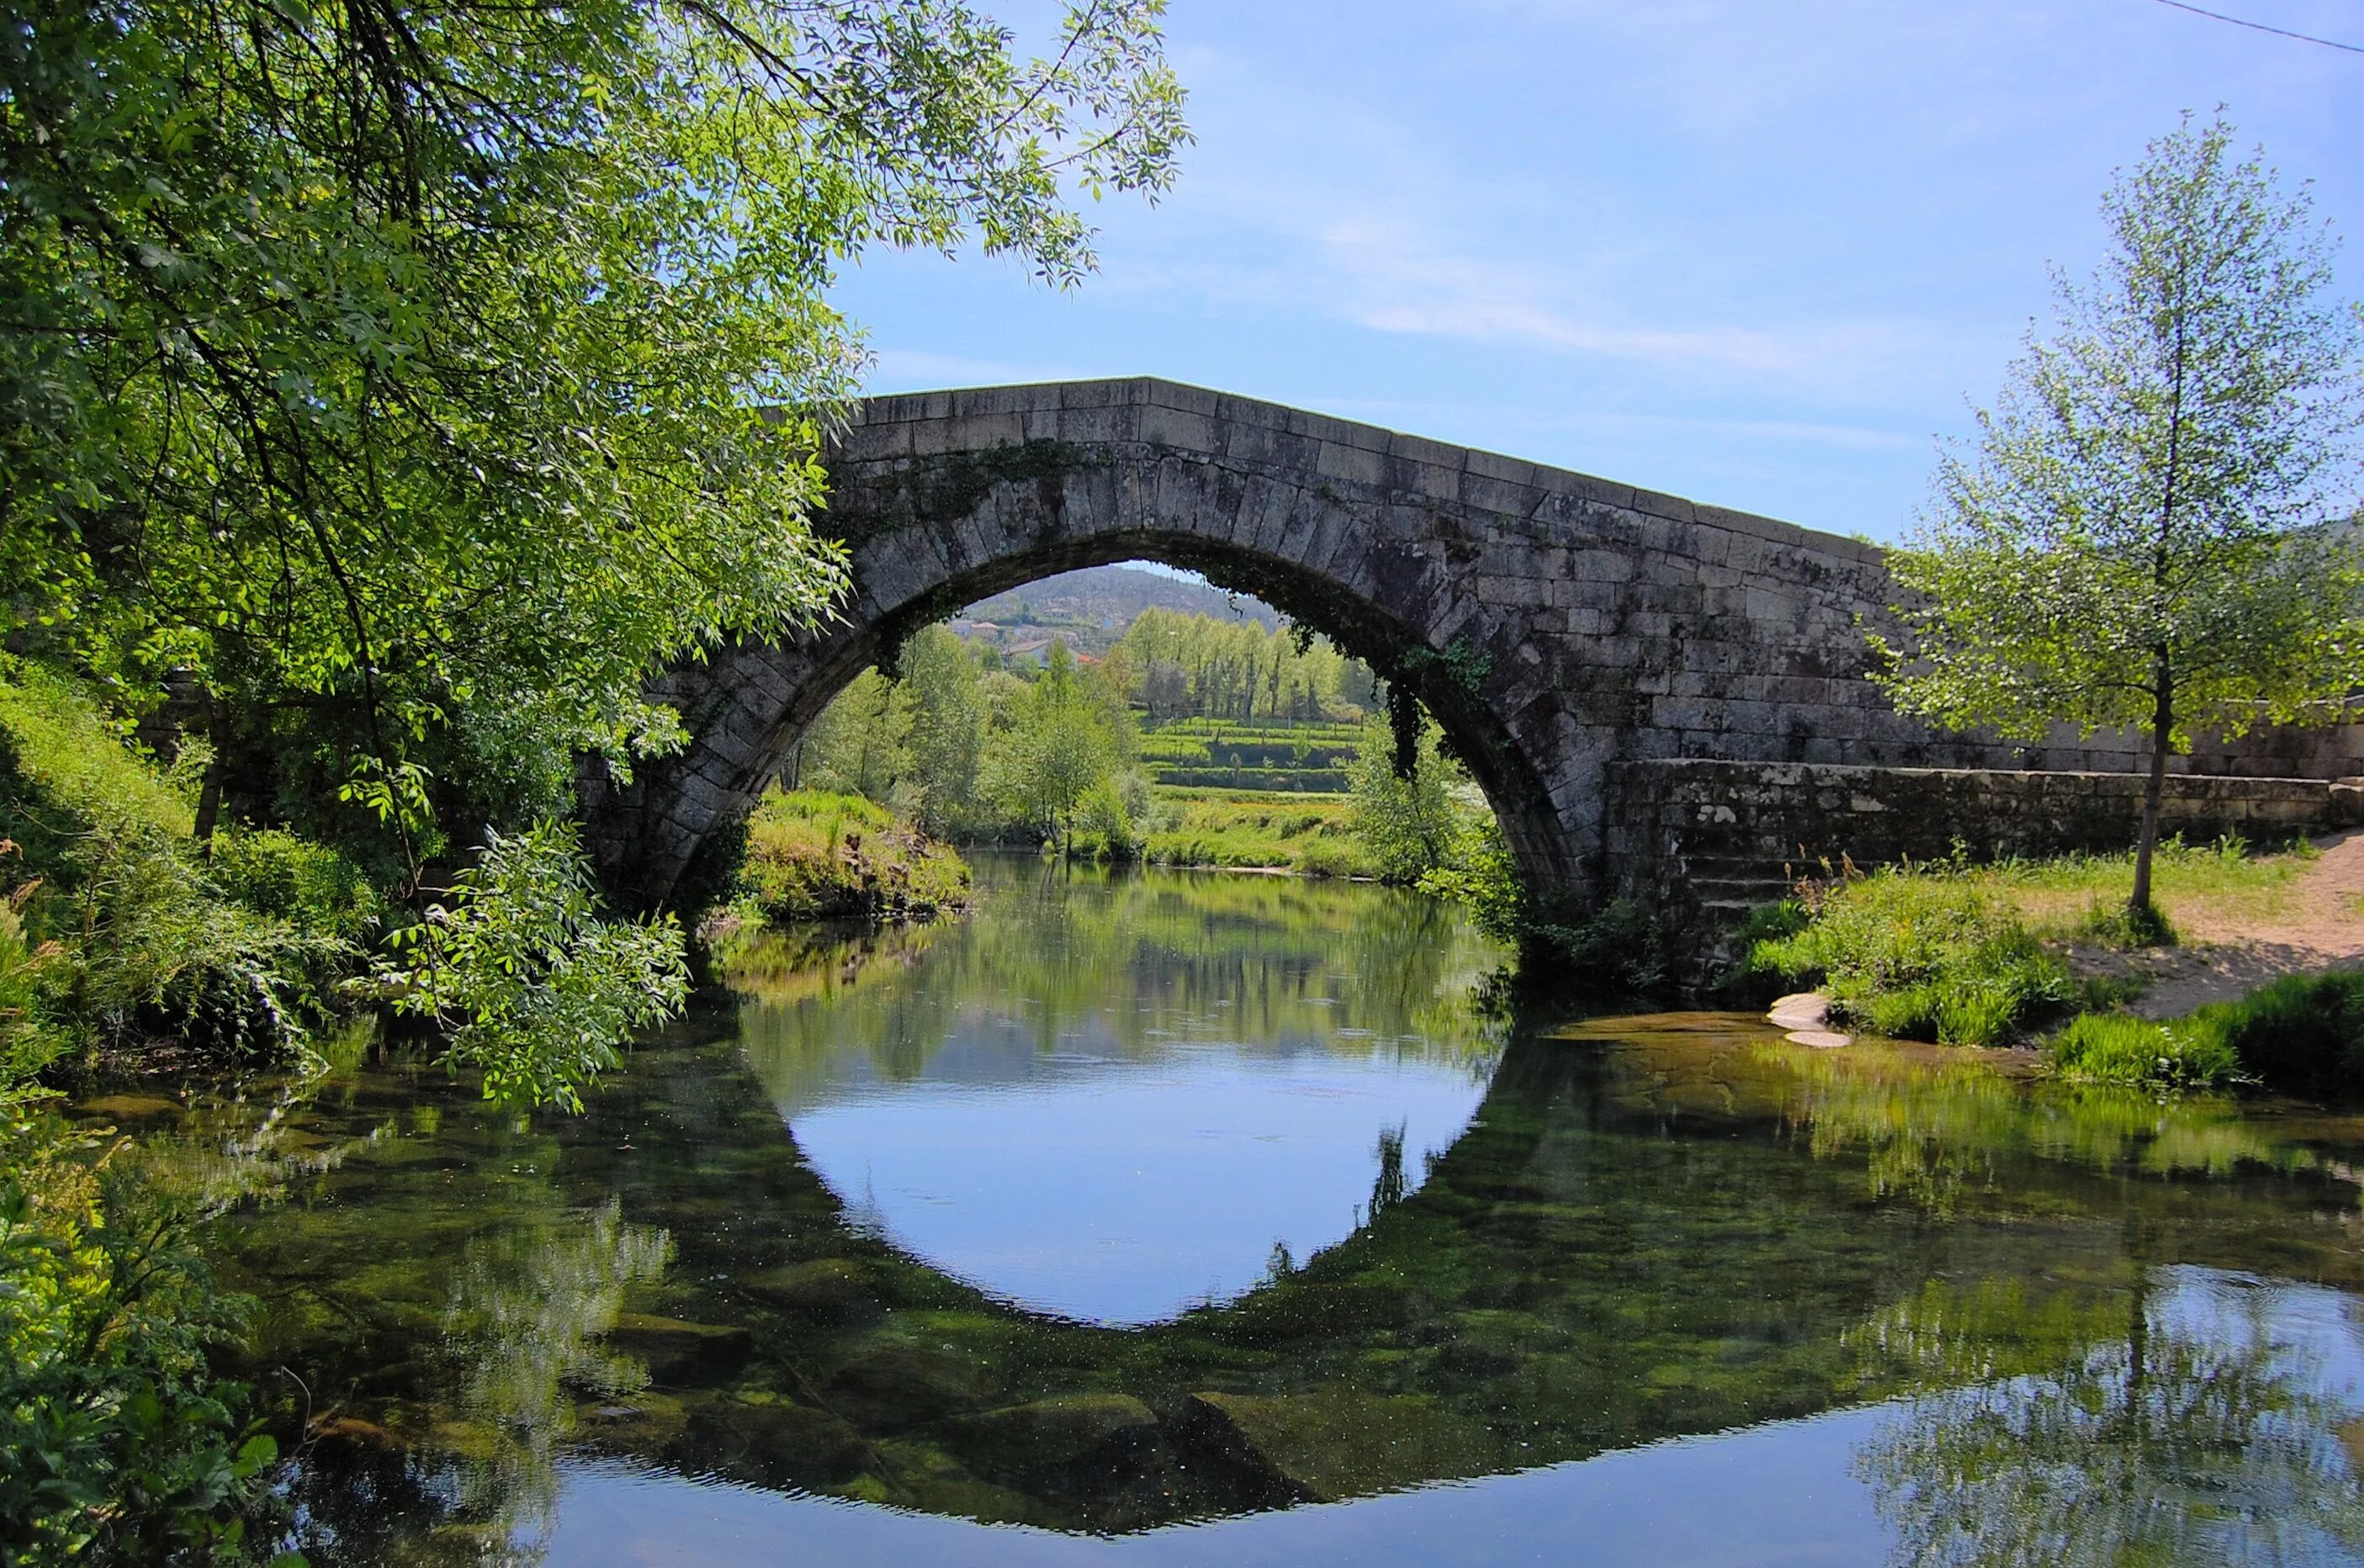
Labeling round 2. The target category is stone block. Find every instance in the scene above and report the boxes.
[1148,379,1224,418]
[952,385,1051,418]
[1314,439,1387,488]
[1138,402,1222,454]
[1055,404,1140,445]
[1466,448,1540,488]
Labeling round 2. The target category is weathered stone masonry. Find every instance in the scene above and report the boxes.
[581,378,2362,912]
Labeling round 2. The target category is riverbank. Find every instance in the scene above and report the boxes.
[2059,829,2364,1017]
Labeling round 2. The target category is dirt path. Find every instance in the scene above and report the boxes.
[2072,829,2364,1018]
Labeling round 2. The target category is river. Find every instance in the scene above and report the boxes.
[84,856,2364,1564]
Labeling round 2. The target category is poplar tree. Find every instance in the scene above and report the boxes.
[1874,114,2364,924]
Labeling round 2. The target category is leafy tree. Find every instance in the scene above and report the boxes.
[801,668,914,804]
[1873,114,2364,920]
[1,0,1188,856]
[985,643,1134,850]
[1346,719,1463,883]
[900,627,989,835]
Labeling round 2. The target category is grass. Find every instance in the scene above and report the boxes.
[2046,1012,2240,1089]
[1743,869,2077,1046]
[1958,833,2316,941]
[1141,787,1379,877]
[2043,968,2364,1092]
[1738,833,2332,1049]
[2189,970,2364,1091]
[739,788,971,923]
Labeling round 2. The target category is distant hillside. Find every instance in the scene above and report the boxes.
[956,564,1280,656]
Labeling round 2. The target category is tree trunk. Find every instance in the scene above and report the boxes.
[191,692,223,854]
[2129,662,2173,917]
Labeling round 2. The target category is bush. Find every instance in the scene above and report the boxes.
[1749,869,2075,1046]
[209,828,380,945]
[1417,817,1523,945]
[739,788,972,923]
[2068,899,2178,950]
[2047,1011,2239,1088]
[2188,969,2364,1093]
[385,821,690,1112]
[0,664,354,1063]
[1524,897,1671,993]
[0,1109,280,1561]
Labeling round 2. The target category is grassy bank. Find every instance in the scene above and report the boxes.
[1741,870,2079,1046]
[1737,836,2329,1046]
[1139,788,1378,877]
[1734,833,2364,1095]
[737,788,972,923]
[2049,969,2364,1091]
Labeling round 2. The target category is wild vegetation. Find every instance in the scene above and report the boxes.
[2047,969,2364,1092]
[734,790,972,926]
[1738,836,2328,1041]
[1742,870,2078,1047]
[789,607,1502,890]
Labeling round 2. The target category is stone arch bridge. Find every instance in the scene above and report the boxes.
[582,379,2359,914]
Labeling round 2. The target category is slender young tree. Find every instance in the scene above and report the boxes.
[1874,114,2364,923]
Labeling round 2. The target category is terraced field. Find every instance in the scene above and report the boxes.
[1139,718,1361,793]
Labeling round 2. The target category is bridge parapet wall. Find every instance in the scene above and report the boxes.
[1607,758,2364,914]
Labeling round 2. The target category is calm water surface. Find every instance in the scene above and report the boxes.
[88,857,2364,1564]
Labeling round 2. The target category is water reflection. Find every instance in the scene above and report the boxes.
[79,867,2364,1563]
[1857,1269,2364,1565]
[730,858,1508,1322]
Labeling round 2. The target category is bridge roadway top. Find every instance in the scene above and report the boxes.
[830,374,1888,571]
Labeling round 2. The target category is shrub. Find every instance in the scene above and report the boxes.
[1524,897,1671,993]
[1417,817,1523,945]
[2188,969,2364,1093]
[2047,1012,2239,1088]
[1074,776,1148,861]
[739,788,971,923]
[386,821,690,1112]
[1749,869,2075,1046]
[209,828,380,945]
[2068,899,2178,950]
[0,664,352,1062]
[0,1110,280,1561]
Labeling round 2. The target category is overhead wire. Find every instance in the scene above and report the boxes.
[2145,0,2364,56]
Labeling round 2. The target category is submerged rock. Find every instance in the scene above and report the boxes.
[741,1258,888,1325]
[948,1392,1162,1470]
[1184,1387,1492,1502]
[606,1312,754,1381]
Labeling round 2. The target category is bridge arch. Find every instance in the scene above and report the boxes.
[581,378,2359,913]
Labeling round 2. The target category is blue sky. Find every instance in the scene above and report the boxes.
[831,0,2364,543]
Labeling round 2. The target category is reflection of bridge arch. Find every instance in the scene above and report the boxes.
[586,379,2351,914]
[283,1007,2364,1552]
[573,1030,2133,1532]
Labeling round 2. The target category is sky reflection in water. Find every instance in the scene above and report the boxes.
[734,857,1503,1322]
